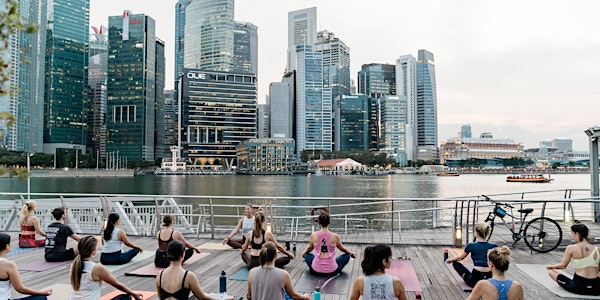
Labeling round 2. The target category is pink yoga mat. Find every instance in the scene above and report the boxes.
[124,252,210,277]
[19,259,72,272]
[386,259,422,292]
[444,262,473,291]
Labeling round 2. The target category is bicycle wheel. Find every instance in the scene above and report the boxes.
[486,220,495,241]
[523,217,562,253]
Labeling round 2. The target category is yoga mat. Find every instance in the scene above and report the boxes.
[294,271,351,294]
[7,246,39,256]
[443,262,473,291]
[39,283,71,300]
[102,250,154,273]
[386,259,422,292]
[100,290,156,300]
[199,242,236,250]
[19,259,72,272]
[230,267,250,281]
[515,264,600,299]
[124,252,210,277]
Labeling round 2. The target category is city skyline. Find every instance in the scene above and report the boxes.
[88,0,600,151]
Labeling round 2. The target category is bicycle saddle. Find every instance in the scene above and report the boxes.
[518,208,533,214]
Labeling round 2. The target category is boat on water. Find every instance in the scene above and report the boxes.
[506,174,553,183]
[436,172,460,176]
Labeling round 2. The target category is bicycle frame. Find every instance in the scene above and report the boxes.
[484,203,529,243]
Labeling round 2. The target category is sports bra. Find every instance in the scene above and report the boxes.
[158,230,175,252]
[488,278,512,300]
[572,246,600,268]
[250,230,266,250]
[21,216,35,231]
[159,270,190,300]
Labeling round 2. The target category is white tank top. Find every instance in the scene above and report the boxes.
[242,216,255,237]
[363,274,396,300]
[102,228,122,253]
[0,258,12,300]
[69,261,102,299]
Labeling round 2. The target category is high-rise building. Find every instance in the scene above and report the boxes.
[43,0,90,154]
[257,102,269,139]
[357,63,396,151]
[416,49,438,161]
[380,95,408,165]
[552,138,573,153]
[106,12,163,162]
[269,78,294,139]
[315,30,350,108]
[179,69,257,167]
[396,54,416,161]
[160,90,177,156]
[334,94,368,151]
[233,21,258,75]
[295,45,332,153]
[0,0,47,152]
[286,7,317,73]
[154,39,166,159]
[460,124,472,138]
[184,0,234,71]
[174,0,192,85]
[87,26,108,159]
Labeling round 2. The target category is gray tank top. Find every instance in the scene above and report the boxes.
[241,216,255,237]
[249,267,286,300]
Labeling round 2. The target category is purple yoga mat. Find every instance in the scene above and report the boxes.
[19,259,73,272]
[444,262,473,291]
[386,259,422,292]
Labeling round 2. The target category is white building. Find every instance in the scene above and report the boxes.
[286,7,317,73]
[396,54,417,161]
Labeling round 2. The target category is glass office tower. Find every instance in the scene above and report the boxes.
[286,7,316,73]
[233,21,257,75]
[334,94,368,151]
[315,30,350,108]
[87,27,108,159]
[174,0,192,85]
[416,49,438,161]
[396,54,417,161]
[44,0,90,154]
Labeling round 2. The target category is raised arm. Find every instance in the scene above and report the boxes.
[8,262,52,296]
[118,230,143,252]
[223,218,243,244]
[96,264,143,300]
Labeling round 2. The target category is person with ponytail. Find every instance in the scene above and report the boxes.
[546,221,600,295]
[445,222,497,287]
[0,233,52,299]
[19,200,46,248]
[222,204,255,249]
[69,236,143,300]
[154,215,201,268]
[349,244,407,300]
[45,207,81,262]
[240,211,294,269]
[100,213,143,265]
[467,246,524,300]
[247,241,309,300]
[301,212,356,276]
[155,240,217,300]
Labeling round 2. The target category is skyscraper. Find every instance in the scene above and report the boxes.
[87,26,108,159]
[43,0,90,154]
[269,78,294,139]
[380,95,408,165]
[334,94,368,151]
[184,0,234,71]
[460,124,472,138]
[233,21,258,75]
[295,45,332,153]
[357,63,396,151]
[106,12,163,162]
[396,54,416,161]
[0,0,46,152]
[174,0,192,85]
[315,30,350,110]
[154,39,166,159]
[286,7,317,73]
[416,49,438,160]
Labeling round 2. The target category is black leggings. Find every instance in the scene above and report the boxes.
[452,262,492,287]
[241,252,290,269]
[557,273,600,295]
[154,248,194,268]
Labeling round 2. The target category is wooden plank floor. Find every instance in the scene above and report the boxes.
[7,220,600,300]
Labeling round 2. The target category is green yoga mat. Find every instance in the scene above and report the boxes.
[102,250,154,273]
[230,267,249,281]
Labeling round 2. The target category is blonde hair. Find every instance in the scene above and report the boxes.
[488,246,511,272]
[21,200,36,216]
[475,222,492,240]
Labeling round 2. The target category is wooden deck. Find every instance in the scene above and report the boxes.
[8,221,600,300]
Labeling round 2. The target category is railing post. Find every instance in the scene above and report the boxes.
[209,198,214,240]
[391,200,394,245]
[154,197,161,234]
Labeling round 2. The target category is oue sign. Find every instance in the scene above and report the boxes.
[187,72,206,80]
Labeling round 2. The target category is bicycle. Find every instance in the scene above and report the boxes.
[479,195,562,253]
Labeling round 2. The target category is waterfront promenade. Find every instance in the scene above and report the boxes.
[7,221,600,300]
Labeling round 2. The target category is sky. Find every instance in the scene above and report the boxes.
[89,0,600,152]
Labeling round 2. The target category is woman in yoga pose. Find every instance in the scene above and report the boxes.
[467,246,524,300]
[446,222,497,287]
[100,213,143,265]
[547,221,600,295]
[222,204,255,249]
[154,215,201,268]
[240,211,294,269]
[349,244,407,300]
[19,200,46,248]
[0,233,52,299]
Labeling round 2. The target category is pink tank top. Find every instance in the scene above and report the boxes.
[312,231,337,273]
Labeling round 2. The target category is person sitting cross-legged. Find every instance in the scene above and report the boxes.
[467,246,524,300]
[45,207,81,262]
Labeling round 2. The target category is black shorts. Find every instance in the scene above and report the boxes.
[45,248,75,262]
[557,273,600,295]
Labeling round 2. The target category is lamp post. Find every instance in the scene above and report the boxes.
[585,125,600,222]
[73,146,81,171]
[22,152,34,200]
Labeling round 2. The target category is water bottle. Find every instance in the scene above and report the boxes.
[292,243,297,256]
[219,270,227,293]
[416,293,422,299]
[313,287,320,300]
[443,249,448,262]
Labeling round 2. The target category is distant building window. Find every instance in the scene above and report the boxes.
[113,105,136,123]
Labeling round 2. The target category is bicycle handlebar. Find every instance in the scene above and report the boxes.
[481,195,514,208]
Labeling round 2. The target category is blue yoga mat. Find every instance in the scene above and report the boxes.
[7,247,39,256]
[230,267,249,281]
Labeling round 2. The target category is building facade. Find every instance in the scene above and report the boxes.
[184,0,234,71]
[106,13,162,162]
[334,94,368,151]
[257,103,269,139]
[87,26,108,159]
[286,7,317,73]
[233,21,258,75]
[379,95,408,165]
[154,39,166,159]
[43,0,90,154]
[179,69,257,168]
[396,54,416,161]
[269,78,294,139]
[440,131,524,164]
[315,30,350,109]
[236,138,295,174]
[416,49,438,161]
[174,0,192,85]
